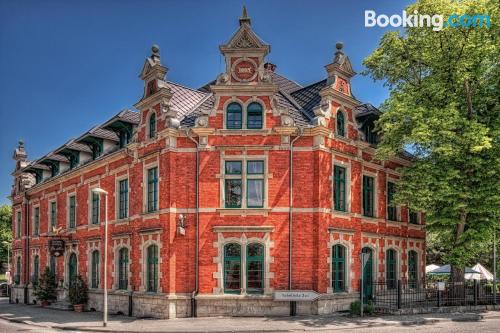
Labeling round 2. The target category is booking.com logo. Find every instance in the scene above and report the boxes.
[365,10,491,31]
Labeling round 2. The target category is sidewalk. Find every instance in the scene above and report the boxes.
[0,298,495,333]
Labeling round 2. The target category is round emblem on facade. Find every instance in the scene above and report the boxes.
[231,58,258,83]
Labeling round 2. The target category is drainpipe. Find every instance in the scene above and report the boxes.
[289,127,303,316]
[185,130,199,317]
[23,193,30,304]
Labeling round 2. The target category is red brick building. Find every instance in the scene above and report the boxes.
[10,9,425,318]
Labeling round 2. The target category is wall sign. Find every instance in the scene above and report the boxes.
[231,58,258,82]
[273,290,320,302]
[49,239,65,257]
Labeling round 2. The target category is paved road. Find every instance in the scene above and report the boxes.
[0,318,81,333]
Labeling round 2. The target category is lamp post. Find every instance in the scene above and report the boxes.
[92,188,108,327]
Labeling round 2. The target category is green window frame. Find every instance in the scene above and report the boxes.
[146,244,158,292]
[91,193,100,224]
[91,250,100,288]
[386,249,397,289]
[223,243,241,294]
[336,111,345,137]
[68,253,77,287]
[50,255,56,278]
[387,182,397,221]
[149,113,156,138]
[16,211,21,238]
[33,207,40,236]
[334,166,346,211]
[409,210,419,224]
[363,176,375,217]
[15,257,21,285]
[246,102,263,129]
[408,250,418,288]
[226,102,242,129]
[91,141,103,160]
[69,196,76,229]
[119,130,131,148]
[224,161,242,208]
[332,244,346,292]
[50,201,57,230]
[68,152,79,170]
[247,160,264,208]
[118,179,129,219]
[246,243,264,294]
[32,255,40,284]
[118,247,129,290]
[147,167,158,212]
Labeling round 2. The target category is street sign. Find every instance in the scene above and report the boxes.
[274,290,320,301]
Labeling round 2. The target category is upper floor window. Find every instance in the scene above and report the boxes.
[91,142,103,160]
[91,250,100,288]
[387,182,397,221]
[409,210,419,224]
[336,111,345,137]
[246,102,263,129]
[33,207,40,236]
[50,202,57,231]
[362,175,375,217]
[333,166,346,212]
[68,153,79,170]
[91,193,100,225]
[148,113,156,139]
[364,123,377,144]
[119,130,131,148]
[118,179,129,219]
[224,160,264,208]
[332,244,346,292]
[226,103,242,129]
[147,167,158,212]
[68,196,76,229]
[16,211,21,238]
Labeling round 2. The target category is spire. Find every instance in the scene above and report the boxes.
[239,5,251,26]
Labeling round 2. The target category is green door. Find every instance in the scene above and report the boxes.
[361,247,373,302]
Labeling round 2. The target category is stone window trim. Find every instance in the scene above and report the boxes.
[335,107,347,138]
[139,234,163,293]
[66,193,77,230]
[212,231,274,296]
[361,171,378,219]
[47,199,57,233]
[146,109,157,140]
[86,240,102,289]
[219,153,269,209]
[360,237,381,281]
[222,97,267,130]
[142,160,160,214]
[405,243,425,282]
[111,237,132,291]
[32,204,40,237]
[63,246,79,288]
[384,246,401,285]
[330,157,351,214]
[115,174,130,221]
[385,180,401,222]
[327,230,354,293]
[30,248,41,286]
[14,209,22,239]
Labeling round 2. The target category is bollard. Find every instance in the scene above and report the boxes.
[128,292,133,317]
[290,301,297,316]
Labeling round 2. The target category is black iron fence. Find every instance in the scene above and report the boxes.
[366,279,498,311]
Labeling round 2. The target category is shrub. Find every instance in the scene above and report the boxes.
[350,300,375,316]
[68,275,88,305]
[33,267,58,302]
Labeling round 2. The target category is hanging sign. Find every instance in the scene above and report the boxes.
[49,239,65,257]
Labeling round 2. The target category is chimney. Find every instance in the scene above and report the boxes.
[264,62,277,72]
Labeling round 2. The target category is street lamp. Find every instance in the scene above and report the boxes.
[91,188,108,327]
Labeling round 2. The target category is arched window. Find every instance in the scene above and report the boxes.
[148,113,156,139]
[223,243,241,293]
[246,243,264,294]
[386,249,397,289]
[336,111,345,137]
[408,250,418,288]
[247,102,263,129]
[68,253,77,287]
[332,244,346,292]
[91,250,100,288]
[118,248,129,290]
[33,255,40,284]
[361,247,373,301]
[146,245,158,292]
[226,103,242,129]
[15,257,21,285]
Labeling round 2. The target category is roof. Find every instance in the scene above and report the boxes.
[289,80,328,120]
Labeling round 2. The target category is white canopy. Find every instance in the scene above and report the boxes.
[426,264,440,273]
[465,263,494,281]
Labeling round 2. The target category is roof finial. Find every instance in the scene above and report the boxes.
[151,44,161,63]
[239,5,251,26]
[333,42,345,64]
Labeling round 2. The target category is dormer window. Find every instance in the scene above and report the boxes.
[247,102,263,129]
[69,153,79,169]
[148,113,157,139]
[226,103,242,129]
[336,110,345,137]
[92,143,102,160]
[364,123,378,144]
[119,130,131,148]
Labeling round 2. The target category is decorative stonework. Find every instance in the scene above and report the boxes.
[111,235,132,291]
[327,229,354,293]
[139,231,163,293]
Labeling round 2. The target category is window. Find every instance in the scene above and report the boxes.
[334,166,346,211]
[246,243,264,294]
[50,163,59,177]
[146,245,158,292]
[224,160,264,209]
[409,210,419,224]
[332,244,346,292]
[119,130,131,148]
[364,123,377,144]
[118,179,129,219]
[50,201,57,230]
[68,196,76,229]
[68,253,77,287]
[91,193,100,225]
[147,167,158,212]
[16,211,21,238]
[91,250,100,288]
[336,111,345,137]
[408,250,418,288]
[33,207,40,236]
[386,249,397,289]
[15,257,21,284]
[118,248,129,290]
[33,255,40,284]
[226,103,242,129]
[91,142,103,160]
[223,243,241,293]
[69,153,79,169]
[363,176,375,217]
[387,182,397,221]
[149,113,156,139]
[247,102,263,129]
[49,255,56,278]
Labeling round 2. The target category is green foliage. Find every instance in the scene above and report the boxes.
[68,275,88,305]
[0,205,12,266]
[363,0,500,271]
[33,267,58,302]
[350,301,375,316]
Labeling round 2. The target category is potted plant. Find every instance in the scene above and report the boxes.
[68,275,88,312]
[33,267,57,307]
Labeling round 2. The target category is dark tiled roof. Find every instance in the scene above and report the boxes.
[180,94,215,127]
[355,103,381,118]
[55,139,92,154]
[271,72,302,94]
[116,109,140,124]
[275,92,311,127]
[290,80,327,120]
[167,81,209,120]
[80,126,119,142]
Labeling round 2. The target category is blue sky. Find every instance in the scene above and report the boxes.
[0,0,412,204]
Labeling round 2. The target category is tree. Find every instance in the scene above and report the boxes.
[0,205,12,267]
[363,0,500,282]
[33,267,58,304]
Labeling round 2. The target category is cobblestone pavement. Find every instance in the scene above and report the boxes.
[0,298,498,333]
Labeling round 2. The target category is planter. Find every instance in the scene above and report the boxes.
[73,304,84,312]
[41,300,50,308]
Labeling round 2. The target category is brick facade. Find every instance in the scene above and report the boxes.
[10,9,425,318]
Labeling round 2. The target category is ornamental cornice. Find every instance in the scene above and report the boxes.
[209,84,279,95]
[305,126,331,137]
[273,126,298,136]
[191,128,216,136]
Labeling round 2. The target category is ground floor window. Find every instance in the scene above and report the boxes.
[91,250,100,288]
[223,242,264,294]
[246,243,264,294]
[223,243,241,293]
[146,245,158,292]
[118,248,129,290]
[386,249,397,289]
[332,244,346,292]
[49,255,56,278]
[15,257,21,284]
[68,253,77,287]
[408,250,418,288]
[32,255,40,284]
